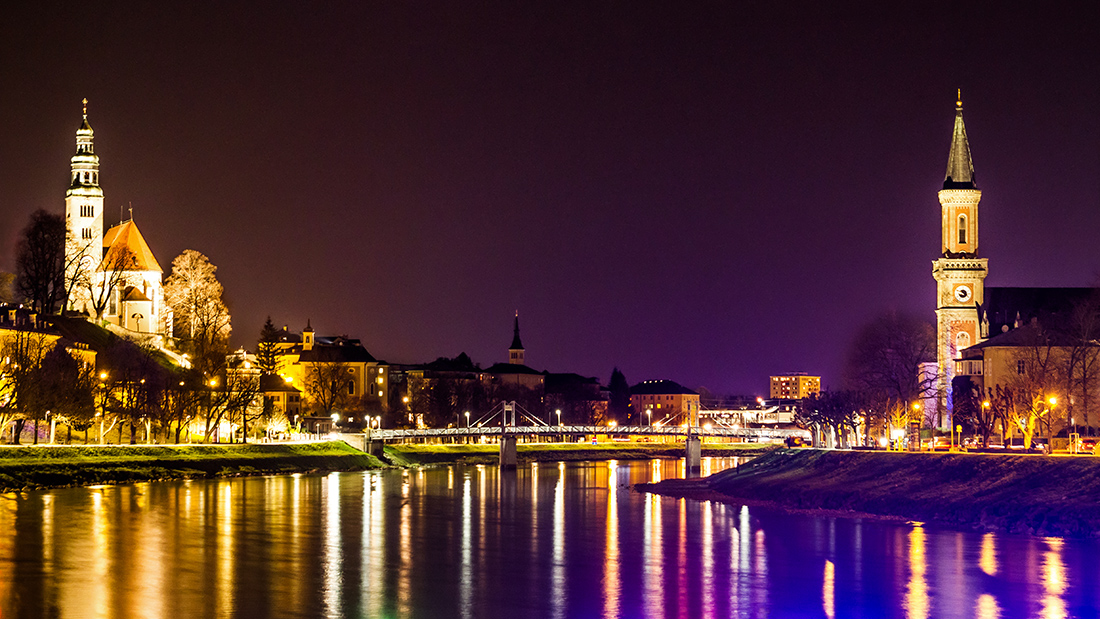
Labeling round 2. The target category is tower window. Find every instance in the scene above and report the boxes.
[81,228,92,240]
[958,215,967,244]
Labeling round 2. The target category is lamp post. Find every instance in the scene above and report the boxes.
[646,407,652,427]
[1046,396,1057,455]
[911,402,921,451]
[98,371,108,445]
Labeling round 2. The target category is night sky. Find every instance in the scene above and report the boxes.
[1,3,1097,395]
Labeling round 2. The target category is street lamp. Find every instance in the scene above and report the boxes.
[555,409,561,426]
[646,407,652,426]
[465,411,470,427]
[1047,396,1058,455]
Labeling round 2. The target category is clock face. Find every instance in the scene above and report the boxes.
[954,285,972,303]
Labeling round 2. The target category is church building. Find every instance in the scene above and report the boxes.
[64,100,169,336]
[932,93,1091,426]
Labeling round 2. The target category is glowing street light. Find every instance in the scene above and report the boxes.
[465,411,470,427]
[646,407,652,426]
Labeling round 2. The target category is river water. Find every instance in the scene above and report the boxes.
[0,458,1097,618]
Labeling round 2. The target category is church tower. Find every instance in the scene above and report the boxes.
[932,92,987,422]
[508,312,525,365]
[65,98,105,313]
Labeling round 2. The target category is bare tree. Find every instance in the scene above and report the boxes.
[15,210,68,314]
[1006,324,1063,450]
[0,271,16,303]
[844,310,937,444]
[0,330,54,443]
[164,250,232,374]
[302,353,350,416]
[86,244,138,321]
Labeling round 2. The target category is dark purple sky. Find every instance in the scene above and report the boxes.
[2,3,1098,395]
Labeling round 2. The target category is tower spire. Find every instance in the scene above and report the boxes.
[508,311,525,365]
[82,97,88,119]
[944,89,975,189]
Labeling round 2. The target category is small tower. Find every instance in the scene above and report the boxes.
[303,319,315,351]
[508,311,525,365]
[932,91,988,427]
[65,98,106,313]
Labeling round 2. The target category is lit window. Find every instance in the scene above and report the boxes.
[958,215,967,244]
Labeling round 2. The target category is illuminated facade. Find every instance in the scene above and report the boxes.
[769,374,820,399]
[932,93,988,425]
[63,100,169,336]
[630,380,700,426]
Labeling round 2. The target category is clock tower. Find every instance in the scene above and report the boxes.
[932,92,987,423]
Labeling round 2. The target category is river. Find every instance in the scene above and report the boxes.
[0,457,1097,618]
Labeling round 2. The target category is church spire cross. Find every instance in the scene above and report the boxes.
[943,89,975,189]
[82,98,88,118]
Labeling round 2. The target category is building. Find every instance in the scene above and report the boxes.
[769,374,821,399]
[64,100,170,337]
[931,93,1093,426]
[630,380,700,426]
[273,321,389,421]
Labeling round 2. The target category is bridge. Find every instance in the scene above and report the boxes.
[367,424,808,441]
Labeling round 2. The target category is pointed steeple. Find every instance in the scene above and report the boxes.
[944,90,976,189]
[508,311,525,365]
[510,311,523,350]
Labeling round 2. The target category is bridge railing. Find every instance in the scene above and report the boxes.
[367,425,809,442]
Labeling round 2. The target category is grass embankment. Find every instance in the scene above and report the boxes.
[638,449,1100,538]
[385,442,775,466]
[0,441,382,492]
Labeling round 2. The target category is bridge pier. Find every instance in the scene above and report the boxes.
[685,435,701,473]
[500,436,518,469]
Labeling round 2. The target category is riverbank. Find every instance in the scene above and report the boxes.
[383,442,775,466]
[0,441,383,492]
[637,448,1100,538]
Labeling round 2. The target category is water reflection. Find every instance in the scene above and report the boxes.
[0,458,1096,618]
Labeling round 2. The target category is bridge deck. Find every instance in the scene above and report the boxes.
[368,425,808,441]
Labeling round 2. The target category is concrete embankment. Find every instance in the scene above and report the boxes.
[637,448,1100,538]
[0,441,382,492]
[383,443,775,466]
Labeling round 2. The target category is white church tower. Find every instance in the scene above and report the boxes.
[65,98,105,314]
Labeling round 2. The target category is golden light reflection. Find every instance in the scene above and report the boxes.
[91,489,110,618]
[980,533,997,576]
[1041,538,1067,619]
[603,461,620,619]
[702,500,715,616]
[650,459,662,484]
[976,594,1001,619]
[218,483,234,616]
[643,492,663,619]
[702,456,712,477]
[361,474,385,618]
[823,560,836,619]
[551,462,566,619]
[460,475,473,619]
[398,472,412,617]
[904,525,929,619]
[677,498,688,612]
[41,493,53,568]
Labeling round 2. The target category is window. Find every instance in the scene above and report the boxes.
[82,227,91,239]
[1017,360,1026,375]
[955,331,971,350]
[958,215,967,244]
[347,380,355,395]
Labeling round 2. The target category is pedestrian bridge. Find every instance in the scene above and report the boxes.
[367,424,809,442]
